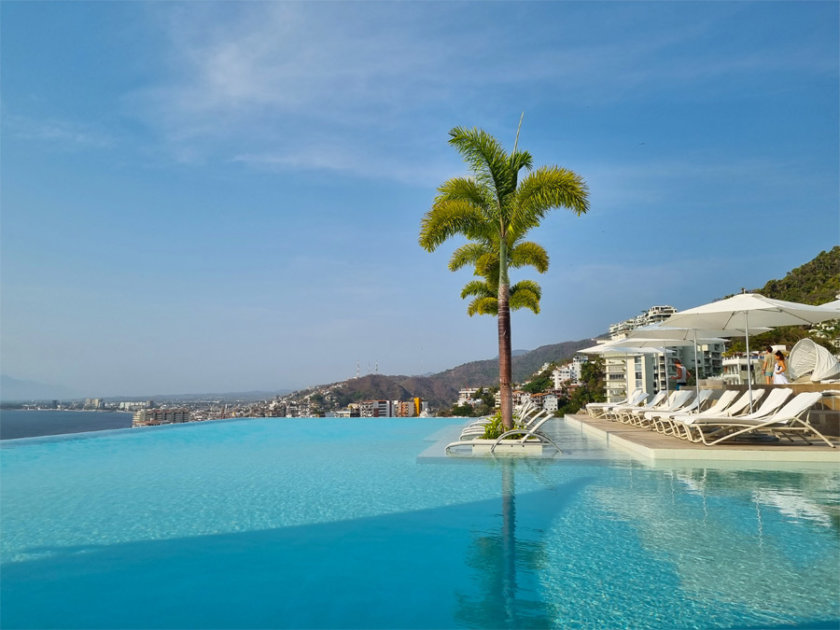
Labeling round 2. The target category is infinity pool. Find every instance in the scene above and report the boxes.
[1,417,838,629]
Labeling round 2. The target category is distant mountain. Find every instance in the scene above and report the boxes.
[432,339,595,387]
[0,375,78,402]
[754,246,839,305]
[297,338,595,409]
[101,390,295,403]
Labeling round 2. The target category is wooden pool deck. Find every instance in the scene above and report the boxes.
[564,413,840,463]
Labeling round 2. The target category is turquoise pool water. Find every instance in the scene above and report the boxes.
[1,417,838,629]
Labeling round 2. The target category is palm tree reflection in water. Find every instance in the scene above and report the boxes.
[456,462,582,629]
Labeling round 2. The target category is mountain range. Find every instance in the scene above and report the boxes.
[306,338,595,410]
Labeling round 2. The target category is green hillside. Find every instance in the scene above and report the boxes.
[755,246,839,304]
[724,247,840,353]
[315,338,594,410]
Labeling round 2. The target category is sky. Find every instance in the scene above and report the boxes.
[1,1,838,398]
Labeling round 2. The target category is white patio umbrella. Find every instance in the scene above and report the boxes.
[579,342,675,355]
[661,293,840,409]
[819,295,840,310]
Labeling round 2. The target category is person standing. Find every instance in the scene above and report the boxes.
[773,351,789,384]
[761,346,775,385]
[671,358,690,390]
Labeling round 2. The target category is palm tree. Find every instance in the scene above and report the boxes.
[419,126,588,429]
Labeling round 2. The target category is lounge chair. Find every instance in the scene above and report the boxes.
[609,390,669,422]
[632,390,698,427]
[637,389,711,428]
[684,391,834,447]
[676,388,794,444]
[652,389,740,435]
[458,401,539,433]
[656,389,766,436]
[586,389,647,419]
[446,412,560,456]
[459,408,550,440]
[616,390,680,424]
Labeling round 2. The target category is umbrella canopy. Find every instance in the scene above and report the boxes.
[661,293,840,408]
[664,293,840,331]
[579,343,671,355]
[627,325,766,341]
[819,296,840,310]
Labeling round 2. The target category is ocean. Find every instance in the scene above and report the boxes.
[0,410,133,440]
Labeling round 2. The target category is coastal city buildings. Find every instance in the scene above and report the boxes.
[608,305,677,338]
[133,408,191,426]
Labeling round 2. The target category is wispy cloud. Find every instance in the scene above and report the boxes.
[5,114,114,150]
[125,2,836,176]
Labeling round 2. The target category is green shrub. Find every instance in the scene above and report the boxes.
[481,412,529,439]
[481,413,505,439]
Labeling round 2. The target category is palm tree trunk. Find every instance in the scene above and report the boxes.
[498,233,513,430]
[498,282,513,430]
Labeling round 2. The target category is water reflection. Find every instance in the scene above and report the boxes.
[670,466,840,531]
[591,463,840,624]
[455,461,591,629]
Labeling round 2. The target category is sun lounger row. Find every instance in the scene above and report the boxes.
[648,388,835,447]
[585,389,648,419]
[607,389,706,425]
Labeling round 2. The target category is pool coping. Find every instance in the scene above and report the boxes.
[564,414,840,463]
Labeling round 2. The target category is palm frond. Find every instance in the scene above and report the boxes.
[460,280,495,300]
[448,127,517,206]
[514,166,590,233]
[509,283,541,314]
[511,279,542,300]
[508,149,533,180]
[418,199,486,251]
[509,241,549,273]
[467,296,499,317]
[448,243,490,272]
[475,254,499,280]
[436,178,493,211]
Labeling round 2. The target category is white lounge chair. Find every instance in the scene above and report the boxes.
[459,408,550,440]
[610,390,669,422]
[631,390,698,427]
[637,390,710,428]
[685,391,833,447]
[657,389,766,436]
[676,388,794,443]
[458,401,539,435]
[653,389,739,435]
[586,389,646,419]
[618,390,680,424]
[445,413,560,456]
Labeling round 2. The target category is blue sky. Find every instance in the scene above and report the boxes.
[1,1,838,398]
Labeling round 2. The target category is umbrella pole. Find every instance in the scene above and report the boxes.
[745,312,753,412]
[693,330,700,402]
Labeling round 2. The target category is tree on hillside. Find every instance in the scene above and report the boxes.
[556,357,605,416]
[419,125,589,429]
[756,246,839,305]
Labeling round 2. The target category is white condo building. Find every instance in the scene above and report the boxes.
[552,355,586,388]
